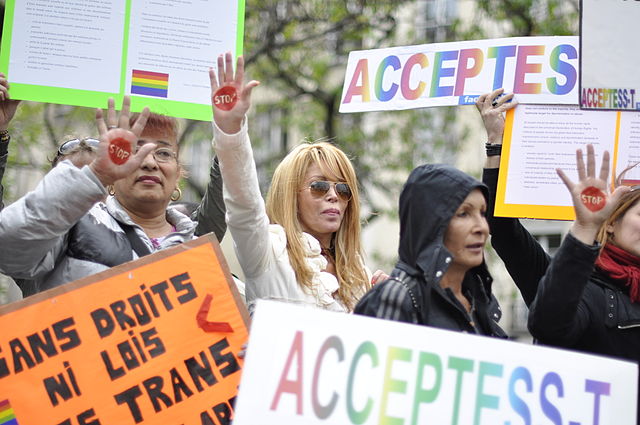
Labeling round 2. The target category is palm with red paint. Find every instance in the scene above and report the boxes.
[557,144,629,243]
[90,96,156,187]
[209,52,259,135]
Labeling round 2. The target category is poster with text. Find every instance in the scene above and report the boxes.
[0,235,249,425]
[495,104,640,220]
[339,36,578,113]
[580,0,640,111]
[234,301,637,425]
[0,0,245,121]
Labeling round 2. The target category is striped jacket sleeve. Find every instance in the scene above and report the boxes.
[354,278,419,324]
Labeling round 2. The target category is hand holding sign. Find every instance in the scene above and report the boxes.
[557,144,630,245]
[90,96,155,187]
[475,88,517,144]
[209,52,259,134]
[0,73,20,131]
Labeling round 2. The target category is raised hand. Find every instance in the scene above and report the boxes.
[557,144,630,244]
[209,52,259,134]
[0,73,20,131]
[90,96,155,187]
[475,88,517,143]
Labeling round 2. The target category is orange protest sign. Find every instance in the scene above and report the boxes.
[0,234,249,425]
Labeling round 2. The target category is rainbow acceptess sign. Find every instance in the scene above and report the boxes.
[233,301,637,425]
[339,36,578,113]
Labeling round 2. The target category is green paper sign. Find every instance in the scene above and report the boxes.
[0,0,245,121]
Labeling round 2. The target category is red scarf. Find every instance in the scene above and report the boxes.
[595,243,640,303]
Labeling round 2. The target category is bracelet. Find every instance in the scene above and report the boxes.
[0,130,9,142]
[485,142,502,157]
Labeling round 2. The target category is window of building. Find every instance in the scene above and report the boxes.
[417,0,457,42]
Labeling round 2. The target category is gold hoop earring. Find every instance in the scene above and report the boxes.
[171,187,182,201]
[107,185,115,196]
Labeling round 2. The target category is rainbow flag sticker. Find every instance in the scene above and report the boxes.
[0,399,18,425]
[131,70,169,98]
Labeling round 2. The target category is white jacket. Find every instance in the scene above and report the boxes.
[214,120,364,312]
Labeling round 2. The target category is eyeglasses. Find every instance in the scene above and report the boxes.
[307,180,352,201]
[58,138,100,155]
[135,146,178,163]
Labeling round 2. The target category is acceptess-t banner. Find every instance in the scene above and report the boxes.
[234,301,637,425]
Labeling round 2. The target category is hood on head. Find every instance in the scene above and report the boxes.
[397,163,489,279]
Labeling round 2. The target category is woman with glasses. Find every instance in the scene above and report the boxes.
[0,96,226,296]
[210,52,379,312]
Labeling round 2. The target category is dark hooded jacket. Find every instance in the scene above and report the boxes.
[355,164,507,337]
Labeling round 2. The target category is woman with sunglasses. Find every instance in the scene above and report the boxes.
[210,52,376,312]
[526,146,640,420]
[0,97,227,297]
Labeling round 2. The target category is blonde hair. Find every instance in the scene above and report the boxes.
[596,189,640,250]
[266,141,370,311]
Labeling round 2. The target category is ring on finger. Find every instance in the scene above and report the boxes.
[108,125,117,129]
[491,100,499,108]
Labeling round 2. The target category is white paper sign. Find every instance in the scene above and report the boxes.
[339,36,578,113]
[614,113,640,185]
[495,104,640,220]
[234,301,638,425]
[504,104,617,206]
[2,0,242,121]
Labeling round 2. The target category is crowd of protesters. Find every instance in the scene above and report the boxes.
[0,54,639,420]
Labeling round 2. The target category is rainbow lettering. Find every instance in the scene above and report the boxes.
[131,70,169,98]
[340,36,579,113]
[581,87,638,110]
[268,331,616,425]
[401,54,428,100]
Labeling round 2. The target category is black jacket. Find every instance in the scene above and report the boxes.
[355,164,507,337]
[528,233,640,423]
[483,168,549,306]
[484,167,640,359]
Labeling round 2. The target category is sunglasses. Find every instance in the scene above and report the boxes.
[58,138,100,155]
[307,180,352,201]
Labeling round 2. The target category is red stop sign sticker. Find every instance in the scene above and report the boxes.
[213,86,238,111]
[581,186,606,212]
[108,137,132,165]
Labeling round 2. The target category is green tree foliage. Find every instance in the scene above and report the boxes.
[468,0,579,37]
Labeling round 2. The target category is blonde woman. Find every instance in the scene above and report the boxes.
[210,52,379,312]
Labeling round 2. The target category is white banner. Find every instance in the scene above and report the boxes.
[580,0,640,111]
[339,36,578,113]
[234,300,637,425]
